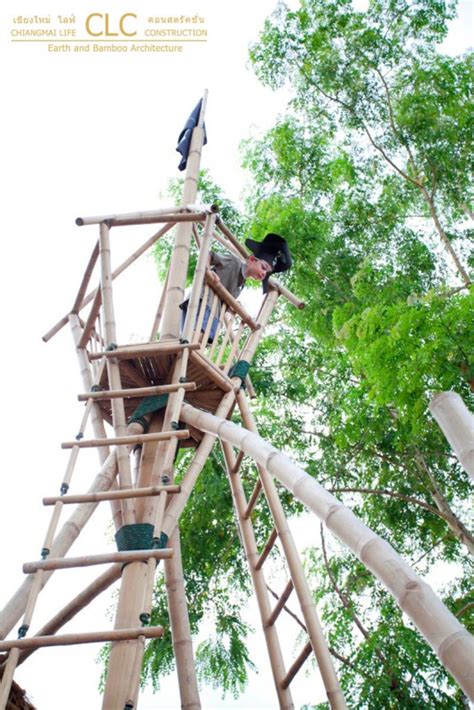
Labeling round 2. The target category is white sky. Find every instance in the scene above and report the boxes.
[0,0,472,708]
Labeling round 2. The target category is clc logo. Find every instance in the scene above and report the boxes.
[85,13,137,37]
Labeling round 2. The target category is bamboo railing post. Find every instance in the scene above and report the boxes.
[181,212,217,344]
[220,441,294,709]
[236,391,346,709]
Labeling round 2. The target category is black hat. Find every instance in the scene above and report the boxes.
[245,233,292,293]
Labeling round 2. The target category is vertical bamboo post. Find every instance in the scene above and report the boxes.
[237,391,346,709]
[164,529,201,709]
[160,93,208,342]
[99,220,135,525]
[149,270,169,342]
[181,212,217,343]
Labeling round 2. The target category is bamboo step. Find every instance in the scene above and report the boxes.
[61,429,189,449]
[23,548,173,573]
[243,479,262,519]
[77,382,196,402]
[0,626,164,652]
[281,641,312,689]
[43,484,181,506]
[266,580,294,627]
[255,528,278,570]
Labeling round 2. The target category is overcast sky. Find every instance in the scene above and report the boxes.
[0,0,472,708]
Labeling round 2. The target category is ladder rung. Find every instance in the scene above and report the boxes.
[281,641,312,689]
[243,479,262,518]
[255,528,278,570]
[0,626,164,652]
[266,579,294,627]
[88,341,201,360]
[78,382,197,401]
[61,429,189,449]
[230,451,245,475]
[23,548,173,574]
[43,484,181,506]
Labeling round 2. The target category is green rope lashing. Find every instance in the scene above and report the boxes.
[115,523,154,551]
[152,531,169,549]
[228,360,251,381]
[128,394,169,429]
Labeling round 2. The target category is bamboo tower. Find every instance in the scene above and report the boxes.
[0,94,473,709]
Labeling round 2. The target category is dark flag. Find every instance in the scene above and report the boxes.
[176,98,208,172]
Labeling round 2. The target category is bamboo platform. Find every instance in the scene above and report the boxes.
[93,341,233,434]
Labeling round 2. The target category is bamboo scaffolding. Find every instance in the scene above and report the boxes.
[43,222,175,343]
[43,485,180,506]
[0,627,164,653]
[223,321,245,374]
[101,94,208,709]
[77,381,196,402]
[179,403,474,700]
[61,429,189,449]
[220,441,294,708]
[23,548,173,574]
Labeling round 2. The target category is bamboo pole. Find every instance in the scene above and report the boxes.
[204,271,259,330]
[78,287,102,349]
[220,441,294,709]
[237,391,346,708]
[99,220,135,525]
[179,403,474,701]
[192,285,210,344]
[267,580,294,627]
[223,322,245,374]
[149,270,169,341]
[215,313,235,367]
[181,213,217,343]
[159,93,208,342]
[88,340,200,360]
[164,528,201,709]
[200,293,219,351]
[77,212,206,228]
[0,627,164,653]
[43,485,180,506]
[71,240,100,313]
[75,205,188,226]
[281,642,313,689]
[23,548,173,574]
[77,382,196,402]
[189,349,234,392]
[208,302,226,359]
[255,529,278,570]
[429,392,474,480]
[61,429,189,449]
[43,222,175,343]
[17,565,122,665]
